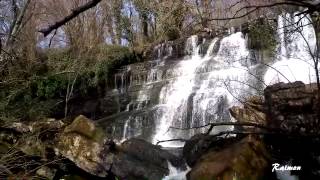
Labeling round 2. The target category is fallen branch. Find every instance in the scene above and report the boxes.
[156,130,269,145]
[156,138,187,145]
[170,121,280,136]
[156,129,320,145]
[39,0,102,37]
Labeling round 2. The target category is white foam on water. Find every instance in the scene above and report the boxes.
[162,161,190,180]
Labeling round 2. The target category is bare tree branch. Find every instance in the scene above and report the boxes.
[156,128,320,145]
[156,130,276,145]
[206,1,320,22]
[156,138,187,145]
[38,0,102,37]
[170,121,278,132]
[48,29,57,48]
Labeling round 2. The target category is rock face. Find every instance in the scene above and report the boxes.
[183,134,239,167]
[57,115,109,177]
[36,166,57,179]
[184,93,277,180]
[187,136,270,180]
[64,115,97,138]
[112,138,185,180]
[264,81,319,133]
[1,114,185,179]
[229,95,266,125]
[57,115,184,179]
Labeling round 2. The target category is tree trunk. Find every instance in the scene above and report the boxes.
[106,3,116,44]
[113,0,123,45]
[6,0,31,46]
[141,13,148,42]
[311,16,320,127]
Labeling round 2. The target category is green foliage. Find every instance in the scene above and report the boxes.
[45,48,73,72]
[0,45,142,122]
[248,19,277,54]
[33,76,68,99]
[95,45,142,80]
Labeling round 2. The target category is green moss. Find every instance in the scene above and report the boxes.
[248,19,277,55]
[92,127,106,142]
[95,45,142,80]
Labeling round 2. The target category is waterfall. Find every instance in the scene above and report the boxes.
[152,32,259,147]
[121,116,143,142]
[264,13,317,85]
[107,11,318,148]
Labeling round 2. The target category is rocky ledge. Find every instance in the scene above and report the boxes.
[0,115,186,179]
[183,81,320,180]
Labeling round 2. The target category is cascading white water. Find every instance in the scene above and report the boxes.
[162,161,190,180]
[107,11,319,180]
[264,13,317,84]
[152,32,261,147]
[116,11,318,148]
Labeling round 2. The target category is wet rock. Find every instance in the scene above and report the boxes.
[30,118,65,133]
[120,138,183,168]
[244,95,265,112]
[111,138,185,180]
[16,119,65,158]
[183,134,239,167]
[36,166,57,179]
[57,115,109,177]
[57,116,182,179]
[264,81,319,133]
[64,115,96,139]
[6,122,32,133]
[188,136,270,180]
[1,118,64,134]
[229,106,266,125]
[229,95,266,125]
[57,132,108,177]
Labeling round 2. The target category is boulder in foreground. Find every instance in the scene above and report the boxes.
[187,136,270,180]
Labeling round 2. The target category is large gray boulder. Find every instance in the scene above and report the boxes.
[264,81,319,133]
[56,115,185,180]
[111,138,185,180]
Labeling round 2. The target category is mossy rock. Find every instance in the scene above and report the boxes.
[57,115,110,177]
[64,115,105,142]
[57,132,108,177]
[188,136,270,180]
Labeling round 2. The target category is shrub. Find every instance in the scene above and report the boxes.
[0,44,143,121]
[165,27,181,41]
[248,19,277,54]
[95,45,142,81]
